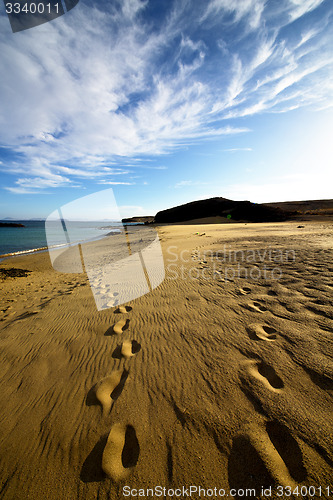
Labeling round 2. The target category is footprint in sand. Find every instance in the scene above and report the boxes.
[94,369,129,416]
[104,292,120,308]
[121,340,141,359]
[238,287,251,295]
[228,424,306,496]
[113,319,130,334]
[265,421,307,482]
[102,423,140,481]
[228,434,274,497]
[248,301,268,313]
[247,360,284,391]
[247,324,277,342]
[115,305,132,314]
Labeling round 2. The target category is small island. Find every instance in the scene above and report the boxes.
[0,222,25,227]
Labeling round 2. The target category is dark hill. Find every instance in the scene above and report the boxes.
[154,197,290,223]
[263,199,333,215]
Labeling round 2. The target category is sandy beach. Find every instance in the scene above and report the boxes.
[0,220,332,500]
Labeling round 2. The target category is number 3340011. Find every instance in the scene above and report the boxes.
[5,3,60,14]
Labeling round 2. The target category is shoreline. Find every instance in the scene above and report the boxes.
[0,222,140,262]
[1,215,331,262]
[0,245,49,261]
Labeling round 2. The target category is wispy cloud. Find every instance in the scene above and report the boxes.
[222,148,253,152]
[4,173,74,193]
[1,0,332,192]
[201,0,266,30]
[138,165,168,170]
[97,181,135,185]
[174,180,209,189]
[5,187,44,194]
[288,0,325,22]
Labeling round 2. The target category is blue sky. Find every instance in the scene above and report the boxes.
[0,0,332,219]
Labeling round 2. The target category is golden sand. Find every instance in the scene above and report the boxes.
[0,220,332,499]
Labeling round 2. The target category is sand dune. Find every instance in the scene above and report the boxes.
[0,220,332,499]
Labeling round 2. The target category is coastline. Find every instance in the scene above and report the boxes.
[0,221,139,261]
[0,245,50,261]
[0,220,332,500]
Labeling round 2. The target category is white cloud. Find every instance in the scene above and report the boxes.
[5,187,43,194]
[121,0,148,20]
[273,59,333,97]
[202,0,266,29]
[56,166,130,177]
[98,181,135,185]
[296,28,320,49]
[174,180,208,189]
[288,0,325,22]
[223,148,253,152]
[219,39,333,119]
[138,165,168,170]
[0,0,332,192]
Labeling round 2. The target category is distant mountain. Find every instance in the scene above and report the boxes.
[1,218,44,221]
[154,197,290,224]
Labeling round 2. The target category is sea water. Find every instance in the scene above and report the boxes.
[0,220,126,258]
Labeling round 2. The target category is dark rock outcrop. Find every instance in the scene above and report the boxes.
[154,197,290,223]
[122,216,154,224]
[0,222,25,227]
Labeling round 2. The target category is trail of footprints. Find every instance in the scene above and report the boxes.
[240,286,285,390]
[87,304,141,482]
[236,285,308,490]
[240,285,284,390]
[83,277,312,486]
